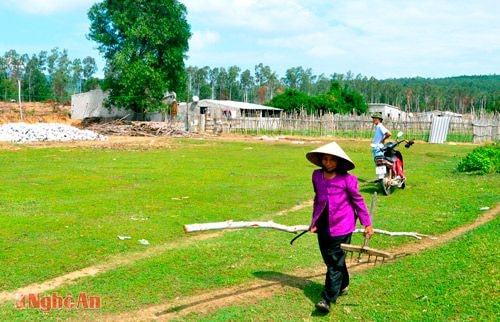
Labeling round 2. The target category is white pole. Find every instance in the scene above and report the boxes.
[18,79,24,121]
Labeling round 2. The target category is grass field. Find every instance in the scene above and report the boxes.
[0,136,498,320]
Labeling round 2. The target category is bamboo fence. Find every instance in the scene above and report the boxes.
[224,111,499,143]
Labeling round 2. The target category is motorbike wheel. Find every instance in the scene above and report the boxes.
[380,170,393,195]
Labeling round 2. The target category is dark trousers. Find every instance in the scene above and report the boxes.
[317,232,352,303]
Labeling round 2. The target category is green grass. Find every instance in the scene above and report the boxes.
[182,217,499,321]
[232,129,474,143]
[0,138,498,320]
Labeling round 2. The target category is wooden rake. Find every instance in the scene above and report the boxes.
[341,192,394,265]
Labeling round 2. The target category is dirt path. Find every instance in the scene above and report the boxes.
[0,232,223,304]
[2,204,497,320]
[108,204,498,321]
[0,201,314,304]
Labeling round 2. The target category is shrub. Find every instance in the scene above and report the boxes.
[456,143,499,174]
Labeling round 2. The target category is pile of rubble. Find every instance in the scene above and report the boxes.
[0,123,106,143]
[0,119,206,144]
[82,119,199,138]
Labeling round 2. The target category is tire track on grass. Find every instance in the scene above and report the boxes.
[0,200,313,304]
[107,204,498,321]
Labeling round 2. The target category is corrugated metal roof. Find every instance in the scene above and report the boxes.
[197,99,282,111]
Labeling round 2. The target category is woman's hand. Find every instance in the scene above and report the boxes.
[364,225,374,238]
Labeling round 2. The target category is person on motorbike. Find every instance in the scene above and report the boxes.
[371,113,405,180]
[370,112,391,160]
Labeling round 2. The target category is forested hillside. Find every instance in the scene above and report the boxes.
[180,67,500,114]
[1,49,498,114]
[347,74,499,113]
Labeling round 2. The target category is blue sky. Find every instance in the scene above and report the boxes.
[1,0,499,80]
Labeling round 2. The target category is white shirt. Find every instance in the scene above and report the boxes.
[371,123,389,147]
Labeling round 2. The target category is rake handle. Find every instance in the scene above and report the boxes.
[361,192,377,249]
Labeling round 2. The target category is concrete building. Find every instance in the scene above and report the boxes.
[177,99,283,132]
[70,89,131,120]
[368,103,407,121]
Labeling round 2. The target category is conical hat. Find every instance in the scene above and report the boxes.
[306,141,355,171]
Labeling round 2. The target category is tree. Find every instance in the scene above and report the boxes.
[82,56,99,91]
[2,50,25,101]
[216,68,229,99]
[186,66,210,99]
[266,88,311,112]
[198,66,211,99]
[87,0,191,115]
[47,48,71,103]
[282,67,300,89]
[227,65,241,100]
[71,58,83,93]
[267,71,278,100]
[240,69,254,103]
[23,53,51,102]
[208,68,220,100]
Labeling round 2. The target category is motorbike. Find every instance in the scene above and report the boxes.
[374,131,415,195]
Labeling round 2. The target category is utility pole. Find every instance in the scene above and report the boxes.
[18,79,24,121]
[185,74,190,131]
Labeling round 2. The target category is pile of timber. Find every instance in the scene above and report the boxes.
[82,119,199,138]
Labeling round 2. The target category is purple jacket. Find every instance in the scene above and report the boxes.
[310,169,372,237]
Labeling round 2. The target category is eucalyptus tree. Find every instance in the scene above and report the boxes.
[82,57,97,80]
[88,0,191,114]
[208,67,220,99]
[254,63,270,86]
[82,56,99,91]
[0,56,11,101]
[240,69,254,102]
[71,58,83,93]
[216,67,229,99]
[186,65,210,99]
[3,50,24,81]
[2,50,25,100]
[298,67,314,95]
[227,65,241,100]
[186,66,198,96]
[23,52,51,102]
[186,66,210,100]
[254,63,273,103]
[47,48,71,102]
[313,73,332,96]
[267,71,278,100]
[282,66,313,94]
[282,67,299,89]
[196,66,211,99]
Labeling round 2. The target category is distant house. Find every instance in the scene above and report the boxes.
[71,91,283,132]
[368,103,407,121]
[177,99,283,132]
[418,110,463,122]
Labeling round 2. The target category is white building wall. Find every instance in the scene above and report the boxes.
[368,103,407,121]
[71,89,130,120]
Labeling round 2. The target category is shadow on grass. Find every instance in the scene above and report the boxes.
[359,180,380,194]
[155,270,327,317]
[253,270,333,317]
